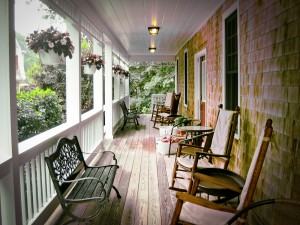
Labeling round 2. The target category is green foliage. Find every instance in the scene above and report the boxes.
[174,116,191,127]
[25,62,42,82]
[30,64,66,107]
[81,35,93,55]
[81,73,94,113]
[16,32,39,71]
[17,88,64,142]
[129,62,175,114]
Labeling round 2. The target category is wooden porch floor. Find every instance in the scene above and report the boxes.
[47,114,182,225]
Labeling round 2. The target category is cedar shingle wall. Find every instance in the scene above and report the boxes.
[176,0,300,207]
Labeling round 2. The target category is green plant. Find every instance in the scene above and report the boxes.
[26,26,75,59]
[174,116,191,127]
[17,88,64,142]
[81,53,104,70]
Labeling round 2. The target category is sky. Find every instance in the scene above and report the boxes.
[15,0,65,36]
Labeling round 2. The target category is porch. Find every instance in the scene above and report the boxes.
[1,0,300,224]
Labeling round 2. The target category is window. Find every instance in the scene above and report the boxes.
[223,3,240,139]
[184,50,188,105]
[15,0,68,142]
[224,10,238,110]
[81,33,94,114]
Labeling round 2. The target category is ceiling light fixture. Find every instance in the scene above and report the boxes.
[148,26,160,35]
[149,47,156,53]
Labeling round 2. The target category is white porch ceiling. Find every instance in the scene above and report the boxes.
[86,0,223,61]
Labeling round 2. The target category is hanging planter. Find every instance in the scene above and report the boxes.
[26,26,75,65]
[81,53,104,75]
[83,64,97,75]
[38,49,62,65]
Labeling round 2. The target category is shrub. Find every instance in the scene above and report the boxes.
[17,88,64,142]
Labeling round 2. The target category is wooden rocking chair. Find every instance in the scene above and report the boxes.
[153,92,181,128]
[170,105,240,193]
[170,119,273,225]
[151,92,174,121]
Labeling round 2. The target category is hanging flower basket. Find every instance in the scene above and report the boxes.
[26,26,75,65]
[38,49,62,65]
[81,53,104,75]
[83,64,97,75]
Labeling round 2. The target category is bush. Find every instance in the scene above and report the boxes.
[17,88,64,142]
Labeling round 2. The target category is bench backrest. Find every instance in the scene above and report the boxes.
[45,136,86,198]
[119,100,129,114]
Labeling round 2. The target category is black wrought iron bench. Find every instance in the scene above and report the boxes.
[45,136,121,224]
[119,100,140,130]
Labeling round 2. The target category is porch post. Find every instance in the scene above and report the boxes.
[104,37,114,139]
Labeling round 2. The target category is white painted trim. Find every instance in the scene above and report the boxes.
[175,57,179,93]
[194,48,207,120]
[222,0,240,140]
[184,49,188,107]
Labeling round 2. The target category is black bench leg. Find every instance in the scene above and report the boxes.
[121,118,127,130]
[113,185,121,199]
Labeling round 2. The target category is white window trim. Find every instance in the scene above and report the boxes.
[194,48,207,121]
[184,49,188,106]
[175,57,179,93]
[222,0,240,140]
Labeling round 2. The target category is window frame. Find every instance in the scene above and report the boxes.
[184,49,188,106]
[222,1,240,139]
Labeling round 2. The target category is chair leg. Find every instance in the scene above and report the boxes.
[187,173,194,194]
[150,105,156,121]
[134,118,138,129]
[170,161,179,188]
[153,115,160,128]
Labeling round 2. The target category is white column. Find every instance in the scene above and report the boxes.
[93,39,104,144]
[93,39,103,110]
[66,22,81,124]
[104,38,113,139]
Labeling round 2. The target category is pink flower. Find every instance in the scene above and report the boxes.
[69,46,74,53]
[48,41,54,48]
[60,38,67,45]
[53,32,61,39]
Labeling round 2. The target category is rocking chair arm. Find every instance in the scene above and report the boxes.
[194,150,230,158]
[193,173,243,193]
[178,131,214,146]
[176,191,238,213]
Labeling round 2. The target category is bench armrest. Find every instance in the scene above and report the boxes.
[54,176,104,185]
[81,150,118,164]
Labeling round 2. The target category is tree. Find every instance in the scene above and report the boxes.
[129,62,175,114]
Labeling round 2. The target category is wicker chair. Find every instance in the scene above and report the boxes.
[170,119,273,225]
